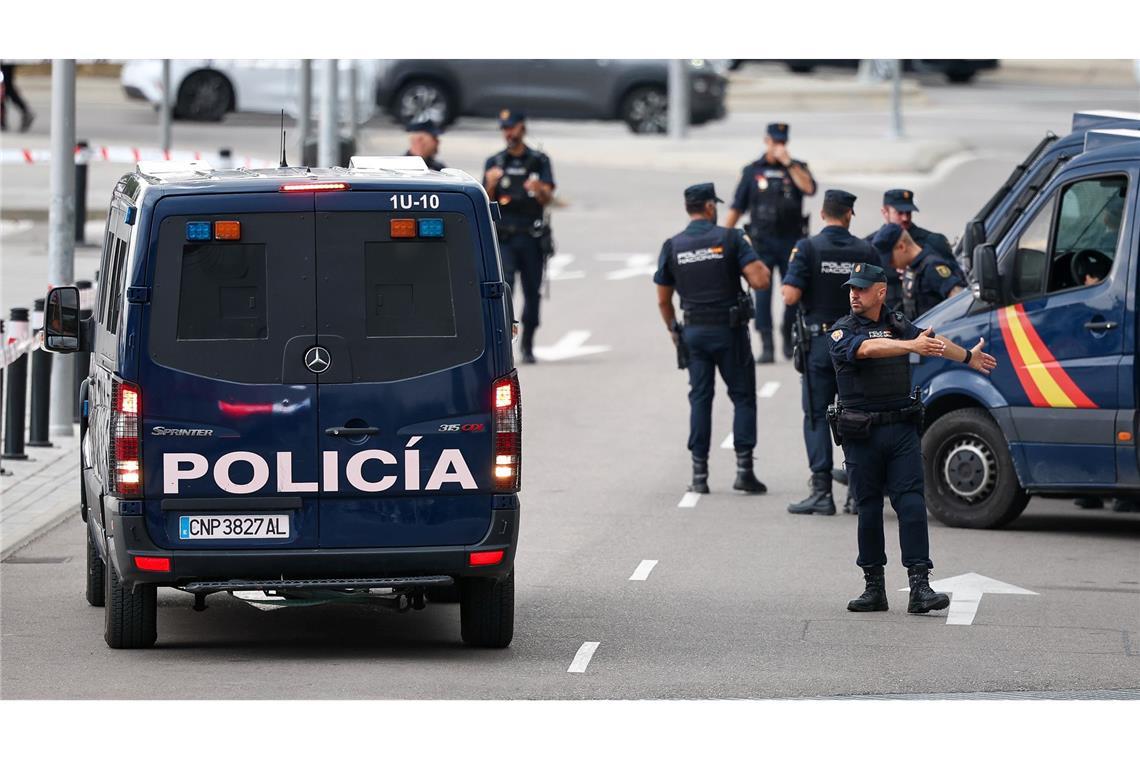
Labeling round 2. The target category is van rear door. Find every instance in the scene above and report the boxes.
[312,190,497,548]
[140,194,322,549]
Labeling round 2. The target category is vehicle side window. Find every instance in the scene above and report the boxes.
[96,230,114,325]
[104,236,129,335]
[176,243,268,340]
[1046,175,1127,294]
[1011,195,1055,300]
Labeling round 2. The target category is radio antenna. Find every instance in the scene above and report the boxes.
[278,109,288,168]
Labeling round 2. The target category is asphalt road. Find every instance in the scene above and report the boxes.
[2,68,1139,699]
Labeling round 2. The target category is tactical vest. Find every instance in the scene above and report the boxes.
[491,147,546,222]
[669,224,744,313]
[835,312,913,412]
[800,230,879,325]
[748,161,804,236]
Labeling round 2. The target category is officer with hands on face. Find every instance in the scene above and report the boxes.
[655,183,773,495]
[828,262,996,614]
[484,109,556,364]
[405,120,447,171]
[724,122,817,364]
[783,190,879,516]
[872,223,967,320]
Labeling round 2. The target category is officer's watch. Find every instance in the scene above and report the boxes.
[962,348,973,365]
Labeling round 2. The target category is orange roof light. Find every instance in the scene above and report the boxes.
[390,219,417,238]
[214,220,241,240]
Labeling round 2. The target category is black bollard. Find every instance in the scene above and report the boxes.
[3,308,31,461]
[27,298,53,448]
[75,141,90,245]
[73,281,94,424]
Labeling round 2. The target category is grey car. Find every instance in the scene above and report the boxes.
[377,59,728,134]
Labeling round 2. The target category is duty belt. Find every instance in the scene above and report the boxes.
[684,310,732,327]
[858,404,923,425]
[804,322,833,337]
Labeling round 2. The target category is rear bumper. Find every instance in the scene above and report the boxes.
[106,501,520,592]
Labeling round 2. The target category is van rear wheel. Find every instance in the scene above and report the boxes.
[459,571,514,648]
[104,558,157,649]
[86,529,105,607]
[923,408,1029,529]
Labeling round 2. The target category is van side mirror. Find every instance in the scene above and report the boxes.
[963,218,986,256]
[44,286,81,353]
[972,244,1001,304]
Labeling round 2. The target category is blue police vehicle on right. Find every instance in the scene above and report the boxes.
[914,121,1140,528]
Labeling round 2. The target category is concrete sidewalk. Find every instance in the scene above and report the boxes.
[1,428,82,560]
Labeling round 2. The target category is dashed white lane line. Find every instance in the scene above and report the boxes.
[720,433,734,450]
[678,492,701,509]
[629,560,658,581]
[759,381,781,398]
[568,641,600,673]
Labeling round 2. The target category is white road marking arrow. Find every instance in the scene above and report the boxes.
[898,572,1038,626]
[532,330,610,362]
[758,381,781,398]
[545,253,586,281]
[568,641,600,673]
[598,253,658,280]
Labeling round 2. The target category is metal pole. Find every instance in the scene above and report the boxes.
[319,59,339,168]
[48,59,76,439]
[160,59,173,152]
[888,59,904,140]
[667,59,688,140]
[28,299,53,448]
[348,61,359,142]
[299,59,312,163]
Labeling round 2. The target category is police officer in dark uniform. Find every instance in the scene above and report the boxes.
[484,109,556,364]
[783,190,879,516]
[865,189,958,311]
[405,120,447,171]
[828,263,996,614]
[872,223,967,320]
[655,183,773,494]
[724,122,817,364]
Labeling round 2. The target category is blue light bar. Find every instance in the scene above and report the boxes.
[418,218,445,238]
[186,221,211,241]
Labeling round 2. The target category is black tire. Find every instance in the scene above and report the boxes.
[945,70,977,84]
[104,558,157,649]
[923,408,1029,529]
[459,571,514,648]
[620,86,668,134]
[787,64,816,74]
[427,585,461,604]
[174,70,232,122]
[86,528,105,608]
[391,79,455,128]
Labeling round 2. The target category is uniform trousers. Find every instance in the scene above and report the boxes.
[683,325,756,459]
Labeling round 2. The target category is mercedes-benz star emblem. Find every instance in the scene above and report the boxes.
[305,346,331,374]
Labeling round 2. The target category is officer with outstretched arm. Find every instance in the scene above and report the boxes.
[827,263,997,614]
[655,183,772,494]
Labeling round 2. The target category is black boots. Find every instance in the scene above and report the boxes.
[733,451,767,494]
[787,472,836,515]
[756,330,774,364]
[690,457,709,494]
[847,567,888,612]
[520,327,536,364]
[907,565,950,614]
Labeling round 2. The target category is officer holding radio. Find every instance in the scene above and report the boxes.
[484,109,555,363]
[827,262,996,615]
[655,183,772,495]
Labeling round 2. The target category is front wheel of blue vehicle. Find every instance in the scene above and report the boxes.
[923,408,1029,529]
[104,559,157,649]
[460,571,514,648]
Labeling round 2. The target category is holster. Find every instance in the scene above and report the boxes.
[826,403,844,446]
[672,321,689,370]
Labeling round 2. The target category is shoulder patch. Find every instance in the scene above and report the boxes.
[789,247,797,263]
[831,329,843,342]
[935,264,952,278]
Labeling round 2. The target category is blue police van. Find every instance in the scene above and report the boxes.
[913,123,1140,528]
[43,156,522,648]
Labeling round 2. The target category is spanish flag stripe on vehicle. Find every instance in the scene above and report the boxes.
[998,305,1097,409]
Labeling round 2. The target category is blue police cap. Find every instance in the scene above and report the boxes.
[406,120,441,137]
[767,122,789,141]
[824,189,857,211]
[498,109,526,128]
[883,188,919,212]
[684,182,723,205]
[871,223,905,255]
[844,262,888,288]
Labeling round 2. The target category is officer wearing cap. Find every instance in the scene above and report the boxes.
[655,183,773,494]
[872,223,966,320]
[724,122,817,364]
[782,190,879,516]
[865,189,958,309]
[405,120,446,171]
[484,110,556,363]
[828,262,996,615]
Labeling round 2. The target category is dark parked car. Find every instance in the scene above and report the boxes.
[730,59,999,84]
[377,59,728,134]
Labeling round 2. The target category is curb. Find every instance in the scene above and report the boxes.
[0,501,78,562]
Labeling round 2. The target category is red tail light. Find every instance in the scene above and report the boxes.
[110,379,142,497]
[134,556,170,572]
[492,371,521,492]
[279,182,350,192]
[469,550,504,567]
